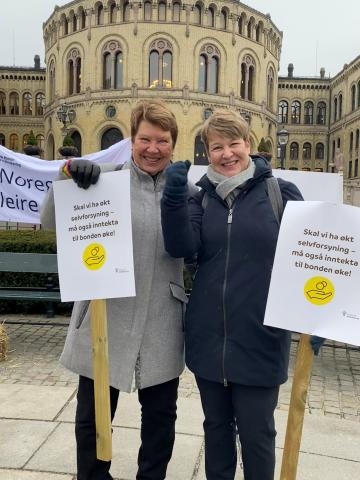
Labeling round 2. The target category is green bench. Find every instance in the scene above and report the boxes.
[0,252,60,318]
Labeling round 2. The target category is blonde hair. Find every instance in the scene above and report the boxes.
[131,100,178,146]
[201,109,250,152]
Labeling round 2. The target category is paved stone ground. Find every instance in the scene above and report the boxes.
[1,314,360,421]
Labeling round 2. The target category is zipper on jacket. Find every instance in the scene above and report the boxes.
[222,207,234,386]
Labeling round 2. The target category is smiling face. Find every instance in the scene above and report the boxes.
[208,132,251,177]
[132,120,174,175]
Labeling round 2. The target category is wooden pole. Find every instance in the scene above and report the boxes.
[91,299,112,461]
[280,334,314,480]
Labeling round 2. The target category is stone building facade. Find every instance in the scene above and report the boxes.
[0,56,46,155]
[42,0,282,161]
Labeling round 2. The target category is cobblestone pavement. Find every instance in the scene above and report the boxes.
[1,314,360,421]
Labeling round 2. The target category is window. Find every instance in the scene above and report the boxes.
[49,61,56,102]
[267,68,274,110]
[238,16,243,34]
[22,134,29,151]
[219,10,227,30]
[255,24,261,42]
[198,44,219,94]
[63,15,68,35]
[291,101,301,124]
[356,129,360,150]
[101,127,123,150]
[80,8,86,28]
[158,1,166,21]
[290,142,299,160]
[194,133,208,165]
[172,2,180,21]
[303,142,311,160]
[334,97,337,121]
[0,133,5,146]
[36,134,44,151]
[278,101,288,123]
[247,19,252,38]
[144,1,152,20]
[304,101,313,124]
[72,12,77,32]
[339,93,343,119]
[240,55,255,101]
[67,48,82,94]
[358,81,360,108]
[350,132,354,153]
[208,7,215,27]
[23,93,32,115]
[315,143,324,159]
[102,41,123,89]
[9,92,19,115]
[0,92,5,115]
[149,39,173,88]
[194,4,201,24]
[355,159,359,177]
[351,85,356,111]
[96,3,104,25]
[123,1,130,21]
[36,93,45,116]
[316,101,326,124]
[9,133,18,151]
[349,160,353,178]
[109,2,117,23]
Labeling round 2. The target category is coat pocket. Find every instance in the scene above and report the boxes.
[169,282,188,331]
[75,300,90,329]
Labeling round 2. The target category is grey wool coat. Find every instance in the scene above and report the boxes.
[40,160,188,392]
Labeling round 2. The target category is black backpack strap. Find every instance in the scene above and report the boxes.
[266,177,284,224]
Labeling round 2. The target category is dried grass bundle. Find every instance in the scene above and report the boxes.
[0,323,8,361]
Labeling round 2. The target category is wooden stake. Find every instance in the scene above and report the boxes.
[280,334,314,480]
[91,299,112,461]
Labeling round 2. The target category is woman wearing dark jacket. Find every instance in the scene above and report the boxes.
[161,109,303,480]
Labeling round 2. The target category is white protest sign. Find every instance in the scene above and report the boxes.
[0,139,131,224]
[264,201,360,346]
[53,170,135,302]
[188,166,343,203]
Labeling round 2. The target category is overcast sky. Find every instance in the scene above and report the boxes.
[0,0,359,78]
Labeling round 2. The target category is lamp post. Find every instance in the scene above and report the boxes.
[277,127,289,169]
[56,103,76,133]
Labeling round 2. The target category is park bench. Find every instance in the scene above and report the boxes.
[0,252,60,318]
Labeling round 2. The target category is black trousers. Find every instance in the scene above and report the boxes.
[75,375,179,480]
[196,376,279,480]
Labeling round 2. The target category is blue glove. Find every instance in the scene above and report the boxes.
[69,159,101,189]
[164,160,191,202]
[310,335,326,356]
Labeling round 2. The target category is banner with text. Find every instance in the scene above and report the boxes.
[264,201,360,346]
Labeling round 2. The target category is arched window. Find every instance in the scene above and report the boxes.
[194,133,208,165]
[219,10,227,30]
[101,127,124,150]
[144,1,152,20]
[255,24,261,42]
[350,132,354,152]
[351,84,356,111]
[247,19,252,38]
[172,2,181,21]
[109,2,117,23]
[80,8,86,28]
[334,97,338,121]
[316,101,326,124]
[0,133,5,146]
[102,41,123,89]
[35,93,45,116]
[9,92,19,115]
[36,134,44,151]
[158,1,166,20]
[238,16,243,34]
[315,143,324,159]
[291,101,301,124]
[304,101,313,124]
[358,81,360,108]
[198,44,219,94]
[303,142,311,160]
[356,129,360,150]
[49,61,56,102]
[96,3,104,25]
[240,55,255,101]
[23,93,32,115]
[63,15,68,35]
[71,11,77,32]
[208,6,215,27]
[22,134,29,151]
[267,68,274,110]
[149,39,173,88]
[67,48,82,94]
[278,100,288,123]
[0,92,6,115]
[339,93,343,119]
[10,133,18,151]
[70,130,82,157]
[194,4,201,24]
[290,142,299,160]
[123,1,130,21]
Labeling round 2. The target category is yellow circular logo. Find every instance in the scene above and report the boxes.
[304,276,335,306]
[82,243,106,271]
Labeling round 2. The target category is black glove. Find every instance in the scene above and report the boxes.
[164,160,191,203]
[68,160,101,189]
[310,335,326,356]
